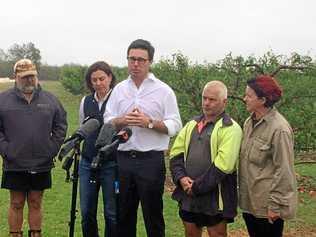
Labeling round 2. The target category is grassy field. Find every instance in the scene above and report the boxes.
[0,80,315,237]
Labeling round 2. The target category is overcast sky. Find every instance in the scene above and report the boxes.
[1,0,315,66]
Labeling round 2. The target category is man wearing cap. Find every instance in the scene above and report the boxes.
[239,75,297,237]
[0,59,67,237]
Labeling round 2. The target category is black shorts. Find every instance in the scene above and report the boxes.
[1,171,52,191]
[179,209,233,228]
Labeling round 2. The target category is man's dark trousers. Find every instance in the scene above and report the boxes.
[117,150,165,237]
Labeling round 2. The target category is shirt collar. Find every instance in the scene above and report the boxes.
[194,112,233,127]
[93,89,112,103]
[251,107,276,123]
[127,72,157,84]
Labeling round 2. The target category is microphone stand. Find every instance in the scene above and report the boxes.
[63,141,81,237]
[89,127,132,236]
[90,145,120,236]
[113,153,119,236]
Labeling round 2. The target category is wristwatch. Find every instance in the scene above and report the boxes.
[148,119,154,129]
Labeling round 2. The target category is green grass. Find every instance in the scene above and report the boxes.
[0,81,315,236]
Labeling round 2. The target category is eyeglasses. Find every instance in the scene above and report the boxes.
[127,56,149,65]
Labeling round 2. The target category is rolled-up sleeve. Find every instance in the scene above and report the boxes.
[162,90,182,136]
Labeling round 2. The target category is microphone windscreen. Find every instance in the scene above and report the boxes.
[122,127,132,138]
[77,118,100,139]
[95,123,116,149]
[115,127,132,143]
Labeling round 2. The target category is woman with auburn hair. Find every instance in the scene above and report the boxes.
[239,75,297,237]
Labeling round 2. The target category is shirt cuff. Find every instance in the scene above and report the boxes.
[268,198,282,214]
[163,119,180,136]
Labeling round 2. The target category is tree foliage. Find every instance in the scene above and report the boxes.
[6,42,41,68]
[0,60,13,78]
[58,51,315,151]
[1,44,313,151]
[39,65,61,81]
[112,66,128,82]
[59,64,87,95]
[152,52,315,152]
[0,49,6,61]
[0,42,42,77]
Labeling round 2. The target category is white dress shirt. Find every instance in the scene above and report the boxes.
[104,73,182,151]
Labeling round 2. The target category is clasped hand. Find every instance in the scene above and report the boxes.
[180,176,194,196]
[267,210,280,224]
[124,108,150,128]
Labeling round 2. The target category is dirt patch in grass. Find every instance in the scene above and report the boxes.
[201,227,316,237]
[165,173,176,193]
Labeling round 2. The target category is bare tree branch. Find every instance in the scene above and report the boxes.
[228,95,245,103]
[277,95,316,108]
[246,64,265,74]
[295,161,316,165]
[270,65,306,77]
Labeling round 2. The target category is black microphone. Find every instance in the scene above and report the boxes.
[95,123,117,150]
[58,118,100,161]
[90,127,132,170]
[112,127,133,143]
[99,127,132,155]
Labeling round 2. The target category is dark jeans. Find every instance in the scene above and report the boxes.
[243,212,284,237]
[117,150,166,237]
[79,158,117,237]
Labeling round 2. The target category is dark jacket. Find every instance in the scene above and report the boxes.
[0,85,67,172]
[81,94,106,161]
[81,93,116,164]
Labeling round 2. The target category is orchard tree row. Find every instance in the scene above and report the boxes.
[1,42,315,151]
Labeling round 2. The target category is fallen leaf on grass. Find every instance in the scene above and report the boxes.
[309,190,316,198]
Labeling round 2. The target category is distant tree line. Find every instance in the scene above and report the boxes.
[0,42,42,77]
[59,64,128,95]
[1,42,315,151]
[0,42,61,81]
[0,42,128,83]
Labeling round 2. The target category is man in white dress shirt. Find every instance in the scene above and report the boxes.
[104,39,182,237]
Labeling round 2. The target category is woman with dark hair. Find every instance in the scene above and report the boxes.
[239,75,297,237]
[78,61,117,237]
